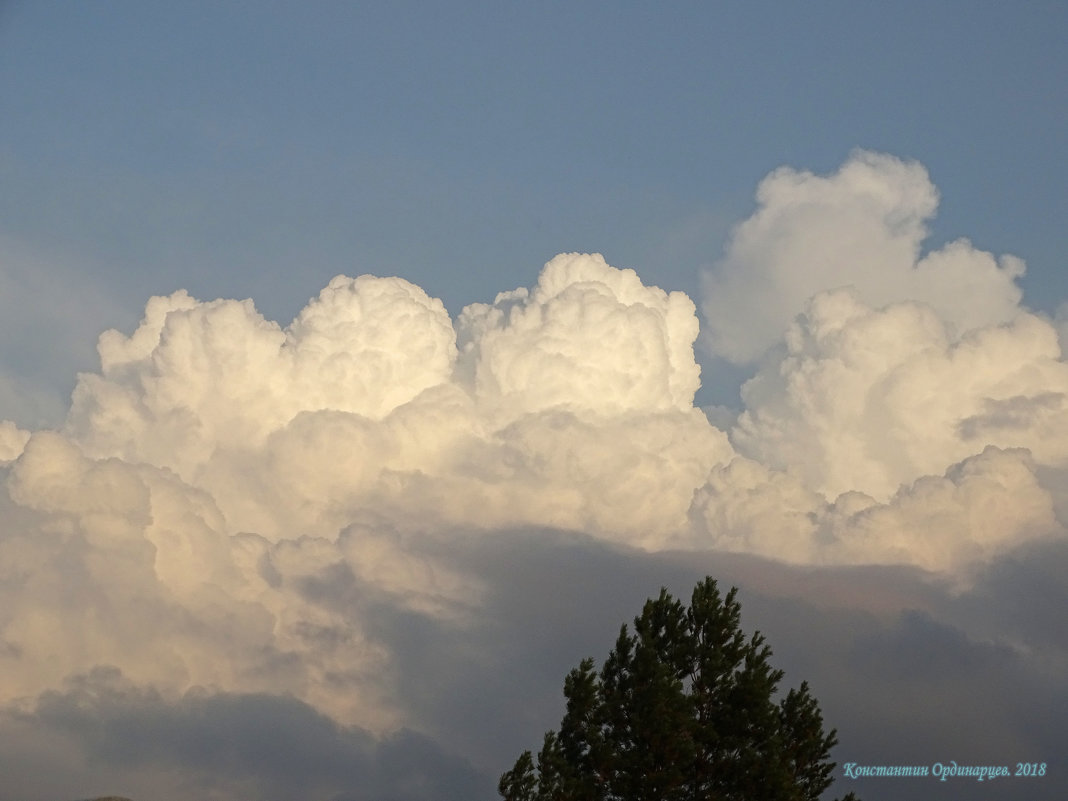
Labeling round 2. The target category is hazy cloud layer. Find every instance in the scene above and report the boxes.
[0,667,483,801]
[1,153,1065,799]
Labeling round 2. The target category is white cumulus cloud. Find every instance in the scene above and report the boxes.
[0,251,738,730]
[458,252,701,418]
[733,288,1068,501]
[690,446,1059,572]
[702,150,1025,363]
[1,154,1065,792]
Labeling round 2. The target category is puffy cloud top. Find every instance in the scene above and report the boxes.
[288,275,458,418]
[734,289,1068,501]
[458,253,701,418]
[702,150,1025,363]
[66,276,456,480]
[51,254,726,545]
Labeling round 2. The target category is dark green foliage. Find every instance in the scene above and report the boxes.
[498,750,538,801]
[500,578,857,801]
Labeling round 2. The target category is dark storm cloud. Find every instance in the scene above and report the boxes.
[2,665,484,801]
[334,526,1068,801]
[0,525,1064,801]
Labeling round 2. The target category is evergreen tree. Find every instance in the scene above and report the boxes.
[500,577,858,801]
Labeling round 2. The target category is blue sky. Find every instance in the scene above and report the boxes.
[1,4,1067,800]
[2,1,1066,420]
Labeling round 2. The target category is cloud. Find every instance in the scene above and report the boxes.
[0,420,29,462]
[690,445,1061,572]
[701,150,1025,363]
[732,288,1068,501]
[457,252,701,417]
[7,528,1061,801]
[67,274,457,482]
[0,253,737,745]
[1,153,1066,799]
[0,667,484,801]
[58,253,731,546]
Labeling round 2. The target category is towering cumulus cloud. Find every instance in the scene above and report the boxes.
[702,150,1025,363]
[67,275,459,479]
[458,253,701,416]
[689,150,1067,571]
[0,152,1065,799]
[0,250,735,739]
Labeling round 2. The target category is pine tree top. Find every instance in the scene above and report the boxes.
[500,576,859,801]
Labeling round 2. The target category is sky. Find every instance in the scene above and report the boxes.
[0,2,1066,799]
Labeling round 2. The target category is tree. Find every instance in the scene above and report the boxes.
[499,577,858,801]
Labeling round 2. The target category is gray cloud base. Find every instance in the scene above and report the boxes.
[2,529,1064,800]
